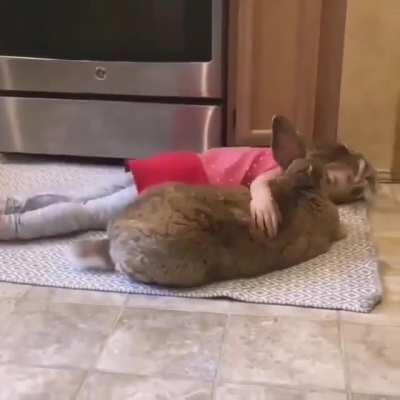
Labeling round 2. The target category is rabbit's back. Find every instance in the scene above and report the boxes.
[108,183,341,287]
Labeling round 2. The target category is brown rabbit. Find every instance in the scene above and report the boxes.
[70,121,344,287]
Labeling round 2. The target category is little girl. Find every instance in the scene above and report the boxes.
[0,115,375,240]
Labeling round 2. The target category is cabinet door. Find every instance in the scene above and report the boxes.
[227,0,346,147]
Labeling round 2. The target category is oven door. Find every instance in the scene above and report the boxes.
[0,0,223,99]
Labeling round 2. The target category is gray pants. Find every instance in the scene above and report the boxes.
[0,173,137,240]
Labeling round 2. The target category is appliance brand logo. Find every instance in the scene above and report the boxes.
[95,66,107,80]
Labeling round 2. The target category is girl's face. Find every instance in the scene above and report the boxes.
[324,161,371,204]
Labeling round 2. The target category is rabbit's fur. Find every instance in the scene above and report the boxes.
[70,116,344,287]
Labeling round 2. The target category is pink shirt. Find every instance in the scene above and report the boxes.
[126,148,282,193]
[200,147,281,187]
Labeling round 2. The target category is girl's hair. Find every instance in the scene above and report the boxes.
[308,144,376,201]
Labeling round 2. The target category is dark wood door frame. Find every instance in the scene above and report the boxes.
[313,0,348,146]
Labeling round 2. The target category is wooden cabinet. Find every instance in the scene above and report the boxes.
[227,0,347,147]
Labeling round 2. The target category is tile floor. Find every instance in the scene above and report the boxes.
[0,184,399,400]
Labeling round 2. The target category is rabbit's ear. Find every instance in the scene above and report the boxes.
[272,115,306,169]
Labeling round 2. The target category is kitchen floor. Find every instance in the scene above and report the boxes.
[0,185,399,400]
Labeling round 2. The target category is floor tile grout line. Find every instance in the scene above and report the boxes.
[76,366,216,384]
[338,313,352,398]
[19,284,129,307]
[90,301,127,369]
[219,378,349,392]
[211,312,231,398]
[0,295,29,344]
[0,361,88,400]
[73,300,127,399]
[353,389,400,398]
[124,300,342,321]
[340,319,400,329]
[0,361,86,372]
[212,379,350,395]
[122,303,232,319]
[0,359,216,383]
[0,359,354,394]
[71,370,89,400]
[122,302,228,315]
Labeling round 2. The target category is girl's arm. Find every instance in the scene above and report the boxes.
[249,167,283,238]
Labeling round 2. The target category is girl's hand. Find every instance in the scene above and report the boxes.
[250,195,282,238]
[249,167,283,237]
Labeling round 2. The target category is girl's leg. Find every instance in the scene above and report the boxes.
[70,173,134,202]
[1,173,134,214]
[0,185,137,240]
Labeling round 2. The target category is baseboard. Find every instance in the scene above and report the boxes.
[377,169,400,183]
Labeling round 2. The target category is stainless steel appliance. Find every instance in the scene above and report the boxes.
[0,0,225,158]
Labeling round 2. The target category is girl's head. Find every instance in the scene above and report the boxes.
[308,145,376,203]
[272,115,376,204]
